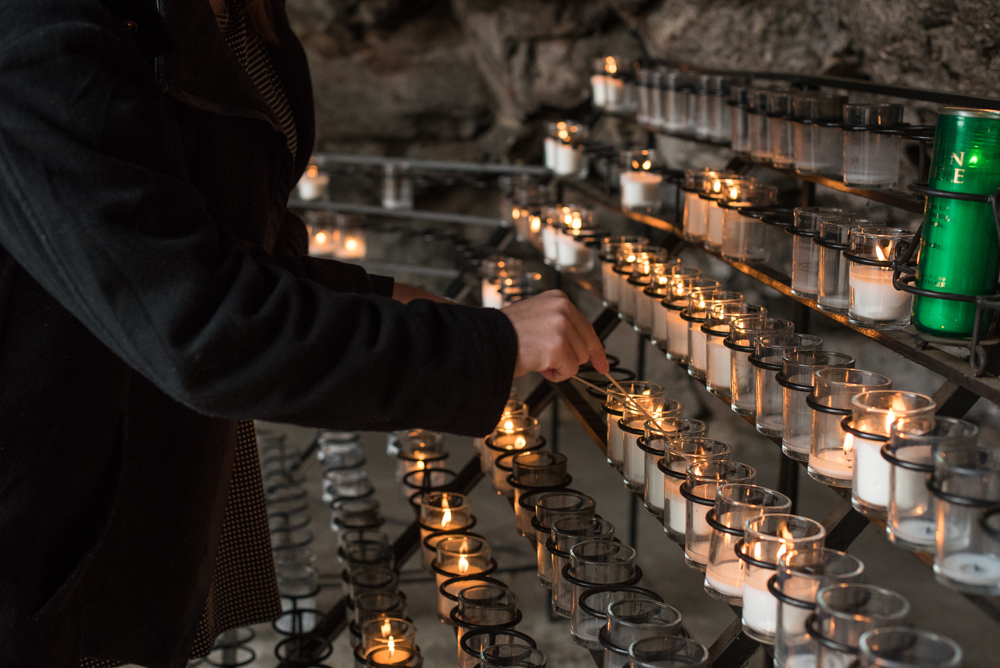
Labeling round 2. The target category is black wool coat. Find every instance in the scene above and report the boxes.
[0,0,517,666]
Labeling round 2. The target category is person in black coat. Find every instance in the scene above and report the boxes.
[0,0,608,666]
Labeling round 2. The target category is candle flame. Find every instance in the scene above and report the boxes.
[712,179,723,193]
[571,217,582,230]
[875,245,889,262]
[307,165,319,178]
[315,231,327,244]
[458,554,470,575]
[632,160,640,170]
[843,433,854,454]
[557,121,567,130]
[381,619,392,637]
[416,459,425,471]
[885,409,897,434]
[605,56,617,74]
[387,637,395,654]
[441,495,452,527]
[345,238,359,252]
[642,160,652,170]
[564,213,573,225]
[512,208,521,220]
[530,216,541,233]
[729,186,740,200]
[753,541,763,561]
[503,419,514,431]
[558,129,570,142]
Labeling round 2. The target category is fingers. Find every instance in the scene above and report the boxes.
[562,296,610,375]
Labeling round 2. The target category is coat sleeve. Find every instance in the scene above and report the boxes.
[0,2,516,436]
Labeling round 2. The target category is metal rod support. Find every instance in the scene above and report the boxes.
[312,153,552,176]
[288,199,505,227]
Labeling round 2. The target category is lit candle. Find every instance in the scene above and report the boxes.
[847,229,914,328]
[706,333,731,393]
[418,493,473,568]
[556,227,592,270]
[683,190,709,239]
[297,163,329,200]
[809,433,854,483]
[309,226,337,256]
[705,560,744,598]
[435,536,491,620]
[554,143,585,176]
[336,230,367,260]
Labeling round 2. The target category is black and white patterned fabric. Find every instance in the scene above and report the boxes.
[217,0,299,159]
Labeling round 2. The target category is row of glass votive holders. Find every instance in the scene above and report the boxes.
[591,57,635,114]
[751,332,823,438]
[733,93,906,188]
[539,204,600,272]
[480,256,521,309]
[634,67,732,142]
[641,267,703,340]
[602,380,666,471]
[614,248,676,325]
[686,290,745,383]
[631,418,707,506]
[543,120,588,177]
[598,236,649,311]
[658,436,729,544]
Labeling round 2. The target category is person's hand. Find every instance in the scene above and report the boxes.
[501,290,609,382]
[392,282,454,304]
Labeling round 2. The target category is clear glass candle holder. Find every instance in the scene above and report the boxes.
[629,637,709,668]
[551,516,616,618]
[481,416,541,474]
[567,541,639,648]
[843,103,905,188]
[792,94,847,175]
[492,439,546,498]
[753,332,824,438]
[533,490,596,587]
[552,135,589,179]
[454,584,519,659]
[434,535,494,621]
[397,435,448,482]
[514,473,568,539]
[815,218,857,314]
[366,646,422,668]
[403,469,458,507]
[361,617,418,655]
[930,444,1000,594]
[499,272,544,307]
[459,629,536,668]
[706,304,766,400]
[807,368,892,488]
[332,498,384,531]
[710,76,733,142]
[323,468,375,504]
[622,250,673,325]
[318,438,365,471]
[728,315,794,416]
[812,584,910,668]
[604,381,665,470]
[790,207,850,298]
[884,416,979,553]
[858,628,963,668]
[720,182,780,262]
[620,149,665,212]
[739,515,827,644]
[665,278,721,363]
[772,548,864,668]
[337,529,386,554]
[848,391,937,519]
[276,562,320,634]
[541,206,590,266]
[576,586,659,652]
[354,589,407,628]
[511,451,569,524]
[642,418,709,518]
[848,227,915,329]
[481,644,547,668]
[682,169,738,242]
[600,237,649,309]
[603,600,683,668]
[661,71,691,132]
[705,484,791,605]
[480,256,522,309]
[419,492,473,567]
[780,351,856,462]
[682,461,757,571]
[705,177,753,252]
[636,66,656,125]
[768,90,795,168]
[694,74,715,140]
[623,403,685,492]
[748,90,772,162]
[688,291,745,383]
[647,266,700,345]
[590,57,617,109]
[557,227,600,273]
[660,437,733,543]
[347,565,399,604]
[730,86,752,154]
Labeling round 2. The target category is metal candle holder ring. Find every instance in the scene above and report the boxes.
[561,563,644,595]
[418,516,478,541]
[839,416,889,443]
[766,574,815,609]
[657,458,688,482]
[804,612,858,654]
[734,538,777,570]
[507,474,573,496]
[432,556,498,580]
[578,584,662,620]
[275,636,334,665]
[618,418,645,437]
[679,481,715,508]
[449,605,523,632]
[271,608,328,638]
[806,394,852,416]
[459,628,537,662]
[748,353,782,372]
[597,625,691,659]
[927,477,999,507]
[775,371,814,393]
[723,337,755,354]
[637,437,663,457]
[440,574,509,605]
[705,509,743,537]
[879,444,934,472]
[403,468,460,508]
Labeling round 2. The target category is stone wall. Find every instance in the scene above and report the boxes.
[286,0,1000,159]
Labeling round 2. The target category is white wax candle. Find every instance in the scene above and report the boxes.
[544,136,559,170]
[689,324,708,374]
[652,301,669,345]
[617,271,632,309]
[620,171,664,208]
[665,471,687,534]
[742,568,779,636]
[607,415,625,465]
[849,264,912,321]
[890,517,936,548]
[706,202,724,247]
[894,463,931,512]
[554,144,585,176]
[636,291,655,332]
[481,278,503,309]
[590,74,609,107]
[939,553,1000,586]
[557,234,587,269]
[297,171,329,200]
[606,77,625,109]
[624,434,646,488]
[603,263,619,305]
[436,563,485,619]
[666,309,688,358]
[684,191,708,238]
[706,560,744,598]
[645,455,665,511]
[685,501,712,564]
[809,448,853,483]
[853,435,890,509]
[707,336,732,391]
[542,225,560,264]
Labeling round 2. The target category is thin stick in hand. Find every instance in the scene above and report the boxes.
[570,375,609,396]
[603,373,660,426]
